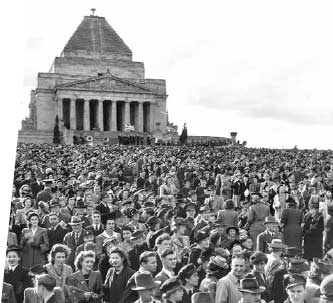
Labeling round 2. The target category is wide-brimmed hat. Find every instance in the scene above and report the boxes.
[250,251,268,265]
[268,239,286,250]
[239,277,266,293]
[196,230,210,243]
[191,292,213,303]
[160,278,183,297]
[68,216,84,225]
[131,272,161,290]
[178,264,198,280]
[226,226,239,234]
[287,258,310,273]
[283,247,303,257]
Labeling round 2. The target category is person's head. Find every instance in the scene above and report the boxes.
[75,250,95,271]
[69,216,83,233]
[48,244,70,266]
[241,237,254,250]
[131,272,160,301]
[161,249,177,270]
[131,231,145,246]
[105,218,116,232]
[156,233,172,252]
[6,248,20,266]
[230,255,246,278]
[250,251,268,274]
[92,210,101,225]
[82,230,94,243]
[122,225,134,241]
[109,247,129,268]
[68,197,75,208]
[319,275,333,303]
[24,197,32,209]
[227,226,238,238]
[185,204,196,218]
[284,274,306,303]
[239,229,248,240]
[48,213,59,227]
[160,277,184,302]
[28,212,39,227]
[177,264,199,287]
[36,274,56,297]
[140,251,157,273]
[264,216,279,233]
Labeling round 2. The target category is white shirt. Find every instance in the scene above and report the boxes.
[8,264,18,272]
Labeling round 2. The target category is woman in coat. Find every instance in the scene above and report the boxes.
[217,199,239,227]
[103,247,135,303]
[303,202,324,261]
[20,212,49,268]
[280,197,303,250]
[45,244,73,288]
[66,250,103,303]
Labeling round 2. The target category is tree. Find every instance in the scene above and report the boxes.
[53,115,61,144]
[179,123,188,145]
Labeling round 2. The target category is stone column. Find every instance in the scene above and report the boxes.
[137,102,144,132]
[124,101,130,128]
[110,101,117,131]
[70,99,76,130]
[97,99,104,131]
[83,99,90,131]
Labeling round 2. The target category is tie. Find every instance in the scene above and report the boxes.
[75,233,79,243]
[189,290,193,297]
[95,225,98,231]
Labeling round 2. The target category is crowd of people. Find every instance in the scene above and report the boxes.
[3,143,333,303]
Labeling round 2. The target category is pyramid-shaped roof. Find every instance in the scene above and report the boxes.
[63,15,132,58]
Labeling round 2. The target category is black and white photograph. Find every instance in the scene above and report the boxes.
[1,1,333,303]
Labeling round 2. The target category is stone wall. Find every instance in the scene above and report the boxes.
[54,57,145,79]
[36,91,56,130]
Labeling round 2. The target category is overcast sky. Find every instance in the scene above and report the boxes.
[17,0,333,149]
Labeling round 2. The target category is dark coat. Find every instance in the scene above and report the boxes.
[20,227,49,268]
[47,225,68,251]
[36,190,52,203]
[103,266,135,303]
[280,207,303,249]
[128,243,150,271]
[271,267,288,303]
[251,270,270,302]
[2,282,16,303]
[324,212,333,252]
[303,211,324,260]
[85,224,104,238]
[3,265,32,303]
[181,288,199,303]
[95,203,112,215]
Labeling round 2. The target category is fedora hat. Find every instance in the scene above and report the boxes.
[6,245,22,254]
[239,277,266,293]
[283,247,303,257]
[68,216,84,225]
[131,272,161,290]
[191,292,213,303]
[268,239,286,250]
[287,258,310,273]
[283,273,306,289]
[264,216,279,225]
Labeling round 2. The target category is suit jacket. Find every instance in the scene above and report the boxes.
[86,224,104,238]
[128,243,150,271]
[20,227,49,268]
[63,231,84,268]
[29,181,43,199]
[23,287,65,303]
[257,230,283,253]
[181,288,198,303]
[4,265,32,303]
[2,282,16,303]
[66,270,103,302]
[251,270,270,302]
[154,269,172,285]
[96,203,112,215]
[217,209,239,227]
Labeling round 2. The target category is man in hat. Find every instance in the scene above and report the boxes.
[177,264,199,303]
[63,216,85,269]
[320,275,333,303]
[215,254,246,303]
[95,212,121,256]
[131,272,161,303]
[3,245,31,303]
[265,239,287,289]
[257,216,283,253]
[238,274,266,303]
[159,277,184,303]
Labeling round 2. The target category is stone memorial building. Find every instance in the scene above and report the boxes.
[19,12,168,144]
